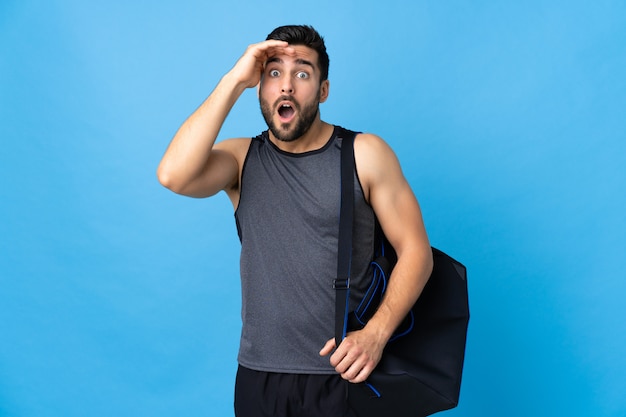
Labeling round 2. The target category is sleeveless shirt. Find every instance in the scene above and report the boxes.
[235,125,377,374]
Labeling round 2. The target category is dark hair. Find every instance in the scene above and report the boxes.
[266,25,329,81]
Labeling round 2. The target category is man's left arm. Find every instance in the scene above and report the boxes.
[320,133,433,383]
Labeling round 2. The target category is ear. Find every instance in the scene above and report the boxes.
[319,80,330,103]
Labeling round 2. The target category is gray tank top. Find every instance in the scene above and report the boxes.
[235,126,377,374]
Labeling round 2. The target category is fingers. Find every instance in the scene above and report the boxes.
[319,338,371,381]
[322,332,383,383]
[335,353,371,383]
[230,40,295,88]
[347,364,374,384]
[329,338,377,384]
[251,39,294,55]
[246,40,294,65]
[319,338,336,356]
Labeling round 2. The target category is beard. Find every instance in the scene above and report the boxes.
[259,90,321,142]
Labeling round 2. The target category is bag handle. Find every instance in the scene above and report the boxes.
[334,128,357,347]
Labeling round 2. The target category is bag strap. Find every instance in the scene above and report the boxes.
[335,128,357,347]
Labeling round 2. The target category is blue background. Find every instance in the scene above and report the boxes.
[1,1,625,416]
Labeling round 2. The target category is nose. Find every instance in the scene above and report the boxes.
[281,77,294,94]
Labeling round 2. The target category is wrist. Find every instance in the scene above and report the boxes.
[220,72,249,95]
[363,313,394,347]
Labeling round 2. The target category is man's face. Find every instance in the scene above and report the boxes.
[259,45,329,142]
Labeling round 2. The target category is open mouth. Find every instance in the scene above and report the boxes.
[277,103,296,121]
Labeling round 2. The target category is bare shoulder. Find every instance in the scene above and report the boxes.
[353,133,426,256]
[354,132,400,167]
[354,132,403,193]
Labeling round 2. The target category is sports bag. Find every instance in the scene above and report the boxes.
[334,128,470,417]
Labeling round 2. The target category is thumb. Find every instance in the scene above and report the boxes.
[319,338,336,356]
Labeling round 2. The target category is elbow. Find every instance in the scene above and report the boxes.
[156,164,184,194]
[156,164,172,188]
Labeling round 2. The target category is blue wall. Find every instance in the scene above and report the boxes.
[1,1,625,416]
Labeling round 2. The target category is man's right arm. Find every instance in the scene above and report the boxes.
[157,40,293,199]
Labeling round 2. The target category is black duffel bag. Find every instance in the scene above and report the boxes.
[335,128,470,417]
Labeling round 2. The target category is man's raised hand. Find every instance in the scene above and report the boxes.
[228,40,295,89]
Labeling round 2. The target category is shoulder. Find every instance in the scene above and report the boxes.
[353,132,403,201]
[354,131,399,161]
[353,132,401,177]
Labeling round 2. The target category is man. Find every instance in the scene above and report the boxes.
[158,25,433,417]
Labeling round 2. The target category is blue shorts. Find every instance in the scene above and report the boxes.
[234,365,357,417]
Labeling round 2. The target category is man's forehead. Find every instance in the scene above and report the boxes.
[266,45,319,66]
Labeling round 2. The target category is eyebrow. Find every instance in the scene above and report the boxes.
[266,57,315,69]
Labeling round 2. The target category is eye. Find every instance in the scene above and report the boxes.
[296,71,309,79]
[269,69,280,77]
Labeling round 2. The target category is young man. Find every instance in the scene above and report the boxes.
[158,25,433,417]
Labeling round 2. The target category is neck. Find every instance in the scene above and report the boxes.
[268,118,333,154]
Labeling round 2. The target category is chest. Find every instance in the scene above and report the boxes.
[238,140,341,236]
